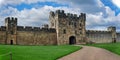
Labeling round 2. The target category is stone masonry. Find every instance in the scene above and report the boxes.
[49,10,86,45]
[0,10,120,45]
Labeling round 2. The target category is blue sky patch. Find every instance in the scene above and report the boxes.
[10,2,69,11]
[100,0,120,16]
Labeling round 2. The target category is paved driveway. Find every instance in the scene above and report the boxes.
[58,46,120,60]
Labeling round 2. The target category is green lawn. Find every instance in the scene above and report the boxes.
[0,45,81,60]
[87,43,120,55]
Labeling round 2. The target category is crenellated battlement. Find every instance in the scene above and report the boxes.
[117,33,120,34]
[33,27,40,31]
[17,26,24,31]
[17,26,56,33]
[55,10,65,14]
[24,26,33,31]
[50,10,86,19]
[0,26,6,31]
[86,30,111,33]
[107,26,116,31]
[5,17,17,23]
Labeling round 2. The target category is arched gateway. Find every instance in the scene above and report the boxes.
[69,36,76,45]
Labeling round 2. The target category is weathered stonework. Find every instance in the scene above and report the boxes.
[49,10,86,45]
[0,10,120,45]
[0,17,57,45]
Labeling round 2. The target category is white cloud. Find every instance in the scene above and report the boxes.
[0,0,120,31]
[86,5,120,31]
[0,0,3,3]
[0,0,3,5]
[112,0,120,8]
[0,0,54,6]
[0,5,81,27]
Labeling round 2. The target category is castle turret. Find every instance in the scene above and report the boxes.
[80,13,86,42]
[108,26,117,43]
[5,17,17,45]
[49,11,55,28]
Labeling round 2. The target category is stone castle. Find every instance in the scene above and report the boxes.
[0,10,120,45]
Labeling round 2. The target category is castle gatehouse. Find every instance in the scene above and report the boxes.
[0,10,120,45]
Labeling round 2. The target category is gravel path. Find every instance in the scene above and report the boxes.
[58,46,120,60]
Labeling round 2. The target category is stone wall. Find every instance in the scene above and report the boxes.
[17,31,57,45]
[0,26,6,44]
[117,33,120,42]
[16,26,57,45]
[0,31,6,44]
[86,30,112,43]
[0,25,57,45]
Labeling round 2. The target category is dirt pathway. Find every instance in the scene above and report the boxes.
[58,46,120,60]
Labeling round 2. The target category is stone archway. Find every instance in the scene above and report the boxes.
[69,36,76,45]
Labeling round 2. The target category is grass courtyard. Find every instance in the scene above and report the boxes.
[87,43,120,55]
[0,45,81,60]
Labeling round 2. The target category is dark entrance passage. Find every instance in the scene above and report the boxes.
[10,40,13,45]
[69,36,76,45]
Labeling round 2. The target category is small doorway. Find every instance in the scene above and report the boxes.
[69,36,76,45]
[10,40,13,45]
[112,38,116,43]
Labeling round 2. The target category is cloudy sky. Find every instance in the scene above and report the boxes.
[0,0,120,31]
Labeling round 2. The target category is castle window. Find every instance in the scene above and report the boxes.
[11,31,14,34]
[69,21,74,25]
[80,31,82,34]
[80,32,82,34]
[69,21,71,25]
[75,30,77,34]
[74,23,77,28]
[79,28,82,30]
[80,23,82,27]
[52,23,54,26]
[63,29,66,34]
